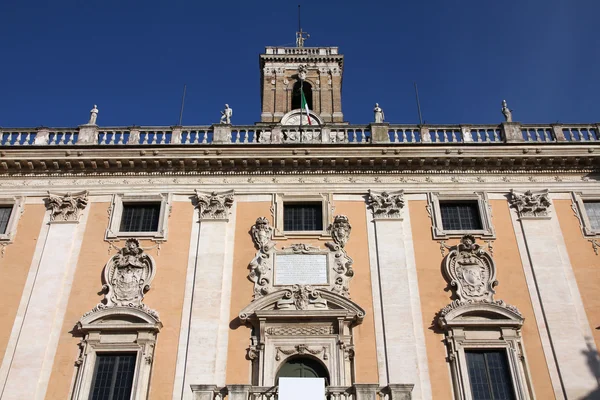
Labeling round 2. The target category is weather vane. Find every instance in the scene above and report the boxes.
[296,5,309,48]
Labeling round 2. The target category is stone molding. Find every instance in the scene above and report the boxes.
[367,189,405,220]
[442,235,498,303]
[248,216,354,300]
[427,192,495,239]
[82,238,159,321]
[510,189,551,219]
[0,196,24,244]
[194,189,234,221]
[571,191,600,239]
[438,235,530,400]
[72,240,161,400]
[45,190,88,223]
[105,192,171,240]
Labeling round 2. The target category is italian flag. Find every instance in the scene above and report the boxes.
[301,86,312,125]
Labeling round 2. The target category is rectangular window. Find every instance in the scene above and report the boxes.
[283,203,323,231]
[440,201,483,231]
[0,207,12,235]
[90,353,137,400]
[119,203,161,232]
[466,350,515,400]
[584,201,600,231]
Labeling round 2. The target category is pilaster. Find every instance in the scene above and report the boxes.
[353,384,379,400]
[509,191,599,399]
[182,191,236,399]
[190,385,218,400]
[365,191,431,399]
[171,126,183,144]
[34,127,49,145]
[227,384,252,400]
[0,191,89,399]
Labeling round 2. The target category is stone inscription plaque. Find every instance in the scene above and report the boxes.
[275,254,328,285]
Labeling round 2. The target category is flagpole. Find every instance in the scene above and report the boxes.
[299,78,303,142]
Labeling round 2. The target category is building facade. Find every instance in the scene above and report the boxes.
[0,44,599,400]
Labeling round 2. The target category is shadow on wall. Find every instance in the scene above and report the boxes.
[582,335,600,400]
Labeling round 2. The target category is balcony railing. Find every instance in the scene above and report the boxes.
[1,123,598,147]
[190,384,413,400]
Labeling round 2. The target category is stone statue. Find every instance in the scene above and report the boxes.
[297,65,308,81]
[88,105,99,125]
[220,104,233,124]
[501,100,512,122]
[374,103,385,123]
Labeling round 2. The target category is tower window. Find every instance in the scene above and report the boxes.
[292,81,313,111]
[90,353,137,400]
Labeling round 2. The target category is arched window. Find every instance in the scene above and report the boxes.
[291,81,313,110]
[276,356,330,386]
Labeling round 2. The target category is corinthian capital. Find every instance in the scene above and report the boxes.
[194,190,234,221]
[510,189,551,219]
[367,190,405,220]
[45,190,88,223]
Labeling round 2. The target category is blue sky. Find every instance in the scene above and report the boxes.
[1,0,598,127]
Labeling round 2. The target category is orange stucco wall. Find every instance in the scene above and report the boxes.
[45,201,193,400]
[0,204,46,362]
[555,199,600,353]
[410,199,555,399]
[225,200,379,384]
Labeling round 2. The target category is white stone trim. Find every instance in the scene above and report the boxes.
[571,191,600,237]
[366,200,431,399]
[172,208,202,400]
[105,193,172,240]
[70,309,161,400]
[508,207,565,399]
[272,193,332,238]
[427,192,495,239]
[0,196,24,242]
[510,200,599,398]
[0,211,50,392]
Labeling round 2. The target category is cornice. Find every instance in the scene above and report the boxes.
[0,144,599,176]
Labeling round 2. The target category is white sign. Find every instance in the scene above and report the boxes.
[279,377,325,400]
[275,254,328,285]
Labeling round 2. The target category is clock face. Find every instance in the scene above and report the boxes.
[281,112,315,126]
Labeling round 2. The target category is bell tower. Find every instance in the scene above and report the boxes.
[259,46,344,124]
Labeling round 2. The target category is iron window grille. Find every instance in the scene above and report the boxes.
[0,207,12,235]
[440,201,483,231]
[119,203,161,232]
[89,353,137,400]
[466,350,516,400]
[283,203,323,231]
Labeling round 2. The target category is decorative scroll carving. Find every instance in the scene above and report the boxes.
[248,215,354,300]
[83,239,158,320]
[46,191,88,222]
[194,190,234,220]
[275,345,328,361]
[510,189,551,218]
[327,215,351,248]
[276,285,327,310]
[442,235,497,302]
[439,235,521,322]
[266,326,335,336]
[367,189,405,219]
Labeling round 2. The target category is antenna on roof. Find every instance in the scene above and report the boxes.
[178,84,186,126]
[414,82,424,125]
[296,5,309,47]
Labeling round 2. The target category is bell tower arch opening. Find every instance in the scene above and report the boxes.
[291,80,313,111]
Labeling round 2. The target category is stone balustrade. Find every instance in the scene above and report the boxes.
[1,123,598,147]
[190,384,414,400]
